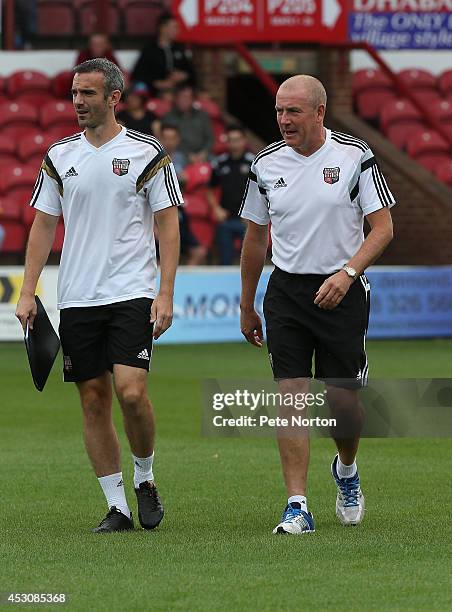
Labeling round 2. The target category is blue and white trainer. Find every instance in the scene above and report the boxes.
[272,502,315,535]
[331,455,365,525]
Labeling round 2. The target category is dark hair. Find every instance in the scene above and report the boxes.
[226,124,246,136]
[73,58,124,96]
[174,82,194,96]
[157,12,176,31]
[161,123,180,134]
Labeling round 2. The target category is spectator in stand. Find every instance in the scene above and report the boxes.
[116,82,158,135]
[76,33,121,68]
[160,124,207,265]
[15,0,37,48]
[207,126,254,265]
[160,124,188,177]
[162,85,214,159]
[131,13,196,96]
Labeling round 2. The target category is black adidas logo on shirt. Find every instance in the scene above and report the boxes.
[64,167,78,178]
[273,177,287,188]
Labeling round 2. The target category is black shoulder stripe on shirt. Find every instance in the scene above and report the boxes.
[30,169,44,208]
[48,133,82,152]
[331,133,368,153]
[258,185,267,195]
[249,170,257,182]
[350,180,359,202]
[126,130,163,152]
[163,164,181,205]
[136,150,171,193]
[331,131,369,149]
[238,178,250,216]
[254,141,286,165]
[372,162,393,207]
[361,156,376,172]
[42,153,63,196]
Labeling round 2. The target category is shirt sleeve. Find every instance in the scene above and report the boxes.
[138,150,184,212]
[239,160,270,225]
[358,148,396,215]
[29,152,63,216]
[208,159,220,188]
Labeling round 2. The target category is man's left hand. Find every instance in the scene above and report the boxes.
[150,294,173,339]
[314,271,353,310]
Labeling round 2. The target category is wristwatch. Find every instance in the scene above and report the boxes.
[341,264,358,281]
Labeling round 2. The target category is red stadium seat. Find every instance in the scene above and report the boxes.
[15,92,55,108]
[431,98,452,124]
[22,203,37,228]
[52,71,73,99]
[183,163,212,194]
[18,132,54,164]
[147,98,172,118]
[213,125,228,155]
[353,68,396,121]
[194,98,222,121]
[78,0,120,35]
[47,125,81,141]
[40,100,77,130]
[435,159,452,186]
[438,69,452,98]
[37,0,75,35]
[51,221,65,253]
[183,193,211,218]
[0,75,5,93]
[0,135,16,158]
[123,1,162,35]
[398,68,439,104]
[0,196,23,221]
[0,165,37,197]
[0,101,38,128]
[0,222,26,253]
[7,71,51,97]
[380,99,424,149]
[406,129,451,173]
[0,156,20,170]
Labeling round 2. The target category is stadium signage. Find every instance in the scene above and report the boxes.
[349,0,452,48]
[175,0,347,42]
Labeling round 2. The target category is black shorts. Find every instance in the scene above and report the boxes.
[59,298,154,383]
[263,267,370,389]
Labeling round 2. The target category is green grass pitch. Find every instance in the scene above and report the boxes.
[0,340,451,611]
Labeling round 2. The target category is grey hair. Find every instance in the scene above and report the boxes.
[73,58,124,96]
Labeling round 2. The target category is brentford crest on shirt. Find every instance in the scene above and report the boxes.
[323,167,340,184]
[112,158,130,176]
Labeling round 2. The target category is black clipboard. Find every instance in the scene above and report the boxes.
[24,296,60,391]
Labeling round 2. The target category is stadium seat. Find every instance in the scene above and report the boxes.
[18,133,54,167]
[0,101,39,140]
[352,68,397,121]
[47,125,80,141]
[147,98,172,118]
[0,196,23,221]
[40,100,77,130]
[406,129,451,173]
[52,71,73,99]
[0,156,20,170]
[213,125,228,155]
[7,71,51,97]
[398,68,439,104]
[78,0,120,35]
[194,98,222,121]
[0,135,16,159]
[0,165,38,198]
[37,0,75,35]
[183,193,211,218]
[0,75,5,93]
[435,159,452,186]
[15,92,55,108]
[123,0,162,35]
[183,192,216,248]
[438,69,452,98]
[0,221,26,253]
[380,99,424,149]
[51,221,65,253]
[183,163,212,194]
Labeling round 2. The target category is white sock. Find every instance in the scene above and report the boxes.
[288,495,307,511]
[98,472,131,518]
[132,453,154,488]
[336,456,357,479]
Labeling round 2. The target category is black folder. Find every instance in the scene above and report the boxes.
[24,296,60,391]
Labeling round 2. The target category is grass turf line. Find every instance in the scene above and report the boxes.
[0,340,450,611]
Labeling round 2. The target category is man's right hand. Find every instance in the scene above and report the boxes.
[16,294,37,331]
[213,207,229,223]
[240,307,263,347]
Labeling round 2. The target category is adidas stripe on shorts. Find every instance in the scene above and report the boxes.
[59,298,154,382]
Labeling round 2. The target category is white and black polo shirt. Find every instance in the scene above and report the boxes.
[240,129,395,275]
[30,126,183,309]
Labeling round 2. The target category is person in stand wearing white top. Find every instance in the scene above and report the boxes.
[16,59,182,533]
[240,75,395,535]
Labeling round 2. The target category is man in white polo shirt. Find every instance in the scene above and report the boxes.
[16,59,182,533]
[240,75,394,535]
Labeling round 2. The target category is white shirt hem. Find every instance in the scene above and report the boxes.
[58,291,156,309]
